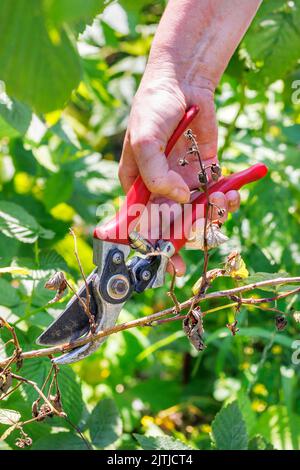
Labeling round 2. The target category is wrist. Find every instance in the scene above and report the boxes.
[145,48,217,94]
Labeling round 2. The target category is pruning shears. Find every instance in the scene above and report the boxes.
[37,106,268,364]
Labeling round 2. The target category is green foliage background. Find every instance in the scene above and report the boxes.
[1,0,300,450]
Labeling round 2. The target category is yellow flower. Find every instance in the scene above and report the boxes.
[225,252,249,279]
[253,383,268,397]
[51,203,75,222]
[200,424,212,434]
[269,125,281,137]
[141,415,154,427]
[272,345,282,355]
[240,361,250,370]
[14,172,33,194]
[251,399,267,413]
[100,369,110,379]
[156,417,175,431]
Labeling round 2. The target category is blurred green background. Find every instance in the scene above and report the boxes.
[1,0,300,450]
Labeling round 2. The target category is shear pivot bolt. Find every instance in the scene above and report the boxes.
[141,270,151,281]
[112,252,122,265]
[107,275,130,300]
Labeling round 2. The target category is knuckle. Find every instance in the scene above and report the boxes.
[131,133,155,155]
[144,175,165,194]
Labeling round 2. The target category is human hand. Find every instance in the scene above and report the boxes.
[119,70,240,275]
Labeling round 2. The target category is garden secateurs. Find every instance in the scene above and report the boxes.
[37,106,268,364]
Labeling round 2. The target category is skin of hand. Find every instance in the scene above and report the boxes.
[118,0,262,275]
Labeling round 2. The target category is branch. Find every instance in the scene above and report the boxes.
[1,276,300,368]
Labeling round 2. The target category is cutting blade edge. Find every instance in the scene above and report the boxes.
[37,271,99,346]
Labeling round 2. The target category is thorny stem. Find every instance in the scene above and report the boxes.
[1,319,22,359]
[63,416,93,451]
[0,381,22,400]
[1,276,300,368]
[10,373,63,417]
[69,228,96,333]
[167,258,181,313]
[184,130,212,317]
[144,249,180,312]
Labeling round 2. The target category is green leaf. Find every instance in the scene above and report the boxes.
[32,432,89,450]
[0,0,82,113]
[9,139,37,176]
[88,398,122,448]
[248,435,274,450]
[0,278,20,307]
[237,391,257,436]
[0,201,54,243]
[47,0,108,28]
[134,434,192,450]
[0,409,21,425]
[254,405,300,450]
[21,359,84,426]
[243,1,300,84]
[0,94,32,134]
[211,401,248,450]
[0,266,29,276]
[44,171,74,210]
[240,272,290,292]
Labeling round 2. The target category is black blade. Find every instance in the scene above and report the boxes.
[37,272,99,346]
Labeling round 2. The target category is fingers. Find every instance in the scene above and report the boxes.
[118,131,139,194]
[226,190,240,213]
[209,191,228,223]
[130,132,190,203]
[165,190,240,277]
[119,121,190,202]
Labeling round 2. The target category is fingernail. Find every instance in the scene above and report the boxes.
[169,188,190,203]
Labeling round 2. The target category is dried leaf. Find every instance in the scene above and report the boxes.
[192,268,225,296]
[183,307,206,351]
[275,315,287,331]
[0,370,12,395]
[0,424,18,441]
[45,271,67,303]
[0,409,21,425]
[226,320,240,336]
[225,252,249,279]
[187,222,229,251]
[44,271,66,291]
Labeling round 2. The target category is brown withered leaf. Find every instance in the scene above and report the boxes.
[226,320,240,336]
[275,315,288,331]
[183,307,206,352]
[45,271,67,304]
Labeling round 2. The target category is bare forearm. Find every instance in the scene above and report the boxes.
[148,0,262,87]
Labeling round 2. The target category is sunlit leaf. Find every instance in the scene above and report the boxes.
[44,172,74,210]
[134,434,191,450]
[0,94,31,134]
[88,398,122,448]
[243,1,300,85]
[0,409,21,426]
[211,401,248,450]
[0,0,82,112]
[0,278,20,307]
[32,432,89,450]
[0,201,54,243]
[0,266,30,276]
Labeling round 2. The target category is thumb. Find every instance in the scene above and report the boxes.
[130,131,190,203]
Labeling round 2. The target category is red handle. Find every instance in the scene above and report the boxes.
[94,104,268,253]
[169,162,268,253]
[94,105,200,243]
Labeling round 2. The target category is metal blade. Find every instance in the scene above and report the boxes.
[37,270,98,346]
[52,298,126,364]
